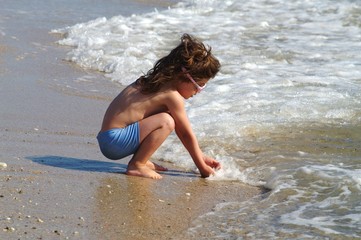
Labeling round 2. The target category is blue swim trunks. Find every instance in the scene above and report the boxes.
[97,122,140,160]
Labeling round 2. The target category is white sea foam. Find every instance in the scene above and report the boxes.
[208,159,267,186]
[53,0,361,129]
[184,163,361,239]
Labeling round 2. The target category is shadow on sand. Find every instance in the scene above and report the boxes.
[26,155,197,178]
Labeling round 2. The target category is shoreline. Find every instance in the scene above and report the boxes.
[0,1,263,239]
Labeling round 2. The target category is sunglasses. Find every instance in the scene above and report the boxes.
[182,67,206,93]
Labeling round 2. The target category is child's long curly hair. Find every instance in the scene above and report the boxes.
[137,33,221,94]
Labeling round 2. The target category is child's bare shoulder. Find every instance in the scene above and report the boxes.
[162,89,184,109]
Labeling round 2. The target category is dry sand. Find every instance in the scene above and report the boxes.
[0,2,263,239]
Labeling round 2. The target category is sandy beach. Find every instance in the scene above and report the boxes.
[0,1,263,239]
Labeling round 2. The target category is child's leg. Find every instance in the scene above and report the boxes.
[145,161,168,171]
[126,113,175,179]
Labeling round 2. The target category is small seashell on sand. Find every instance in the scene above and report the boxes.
[0,162,7,169]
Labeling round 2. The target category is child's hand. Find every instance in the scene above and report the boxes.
[199,155,221,177]
[203,155,221,170]
[199,165,216,178]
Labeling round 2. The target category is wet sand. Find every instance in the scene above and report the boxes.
[0,1,263,239]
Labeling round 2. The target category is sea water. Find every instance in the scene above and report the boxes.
[53,0,361,238]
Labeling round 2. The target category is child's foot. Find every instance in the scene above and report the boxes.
[126,164,163,180]
[146,161,168,171]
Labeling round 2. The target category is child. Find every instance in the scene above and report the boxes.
[97,33,221,179]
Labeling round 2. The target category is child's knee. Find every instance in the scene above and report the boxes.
[160,113,175,132]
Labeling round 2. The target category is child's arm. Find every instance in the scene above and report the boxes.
[167,94,219,177]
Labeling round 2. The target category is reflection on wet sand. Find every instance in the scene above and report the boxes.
[94,172,262,240]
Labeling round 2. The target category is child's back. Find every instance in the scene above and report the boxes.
[100,82,176,131]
